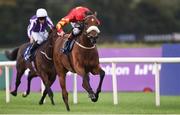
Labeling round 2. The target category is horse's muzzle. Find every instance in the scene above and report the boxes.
[89,36,98,44]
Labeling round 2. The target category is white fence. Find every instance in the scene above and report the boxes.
[0,61,16,103]
[2,57,180,106]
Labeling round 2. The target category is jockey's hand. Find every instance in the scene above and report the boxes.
[57,31,65,37]
[29,37,34,43]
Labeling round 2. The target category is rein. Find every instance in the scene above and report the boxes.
[39,39,53,61]
[75,40,96,49]
[40,51,52,60]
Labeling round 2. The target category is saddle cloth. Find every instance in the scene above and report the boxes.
[24,45,31,60]
[24,44,36,61]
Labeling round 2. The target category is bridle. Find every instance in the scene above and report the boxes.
[75,15,100,49]
[83,15,100,35]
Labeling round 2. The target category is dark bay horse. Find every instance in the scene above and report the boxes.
[5,31,57,105]
[52,15,105,111]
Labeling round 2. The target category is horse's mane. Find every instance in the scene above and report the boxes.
[39,28,57,47]
[49,27,57,35]
[48,27,58,42]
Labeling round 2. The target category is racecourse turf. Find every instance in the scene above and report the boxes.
[0,91,180,114]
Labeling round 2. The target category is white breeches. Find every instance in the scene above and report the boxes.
[71,22,81,36]
[31,31,48,44]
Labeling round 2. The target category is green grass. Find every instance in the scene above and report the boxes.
[1,91,180,114]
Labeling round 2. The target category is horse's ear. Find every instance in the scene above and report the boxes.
[94,11,97,16]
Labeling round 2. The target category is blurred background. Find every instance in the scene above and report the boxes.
[1,0,180,47]
[1,1,180,113]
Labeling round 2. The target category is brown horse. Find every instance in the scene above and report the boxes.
[52,15,105,111]
[5,31,57,105]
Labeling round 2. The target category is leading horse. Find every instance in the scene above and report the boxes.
[5,30,57,105]
[52,14,105,111]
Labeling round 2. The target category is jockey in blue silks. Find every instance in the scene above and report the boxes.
[25,8,54,61]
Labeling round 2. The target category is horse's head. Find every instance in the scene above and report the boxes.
[82,14,101,44]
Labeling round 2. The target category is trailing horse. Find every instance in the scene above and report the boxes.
[5,30,57,105]
[52,14,105,111]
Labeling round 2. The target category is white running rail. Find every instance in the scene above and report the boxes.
[0,61,16,103]
[2,57,180,106]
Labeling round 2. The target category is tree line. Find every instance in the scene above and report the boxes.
[1,0,180,46]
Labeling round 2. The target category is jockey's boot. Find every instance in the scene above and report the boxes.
[61,33,73,54]
[61,40,72,54]
[28,42,39,61]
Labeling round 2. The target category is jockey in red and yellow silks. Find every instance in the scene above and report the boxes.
[56,6,90,35]
[56,6,95,54]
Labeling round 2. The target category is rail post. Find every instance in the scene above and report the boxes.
[154,62,160,106]
[5,66,10,103]
[73,74,78,104]
[112,62,118,105]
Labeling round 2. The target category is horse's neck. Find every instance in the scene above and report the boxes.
[77,35,93,47]
[51,32,59,46]
[40,41,53,56]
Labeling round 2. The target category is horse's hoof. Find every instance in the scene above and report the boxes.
[22,93,29,97]
[10,91,17,96]
[22,94,27,97]
[51,102,55,105]
[89,93,97,102]
[93,93,99,102]
[91,98,98,102]
[39,101,44,105]
[66,107,70,111]
[67,109,70,111]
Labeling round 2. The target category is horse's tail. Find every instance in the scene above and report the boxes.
[4,47,19,61]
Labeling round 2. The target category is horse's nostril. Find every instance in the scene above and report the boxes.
[93,40,97,44]
[90,38,97,44]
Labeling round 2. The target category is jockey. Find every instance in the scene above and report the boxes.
[56,6,94,54]
[26,8,54,61]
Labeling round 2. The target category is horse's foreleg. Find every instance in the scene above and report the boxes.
[47,74,56,105]
[39,88,47,105]
[39,75,55,105]
[95,69,105,102]
[11,70,25,96]
[39,85,54,105]
[22,72,36,97]
[91,67,105,102]
[48,88,54,105]
[82,74,96,102]
[58,75,70,111]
